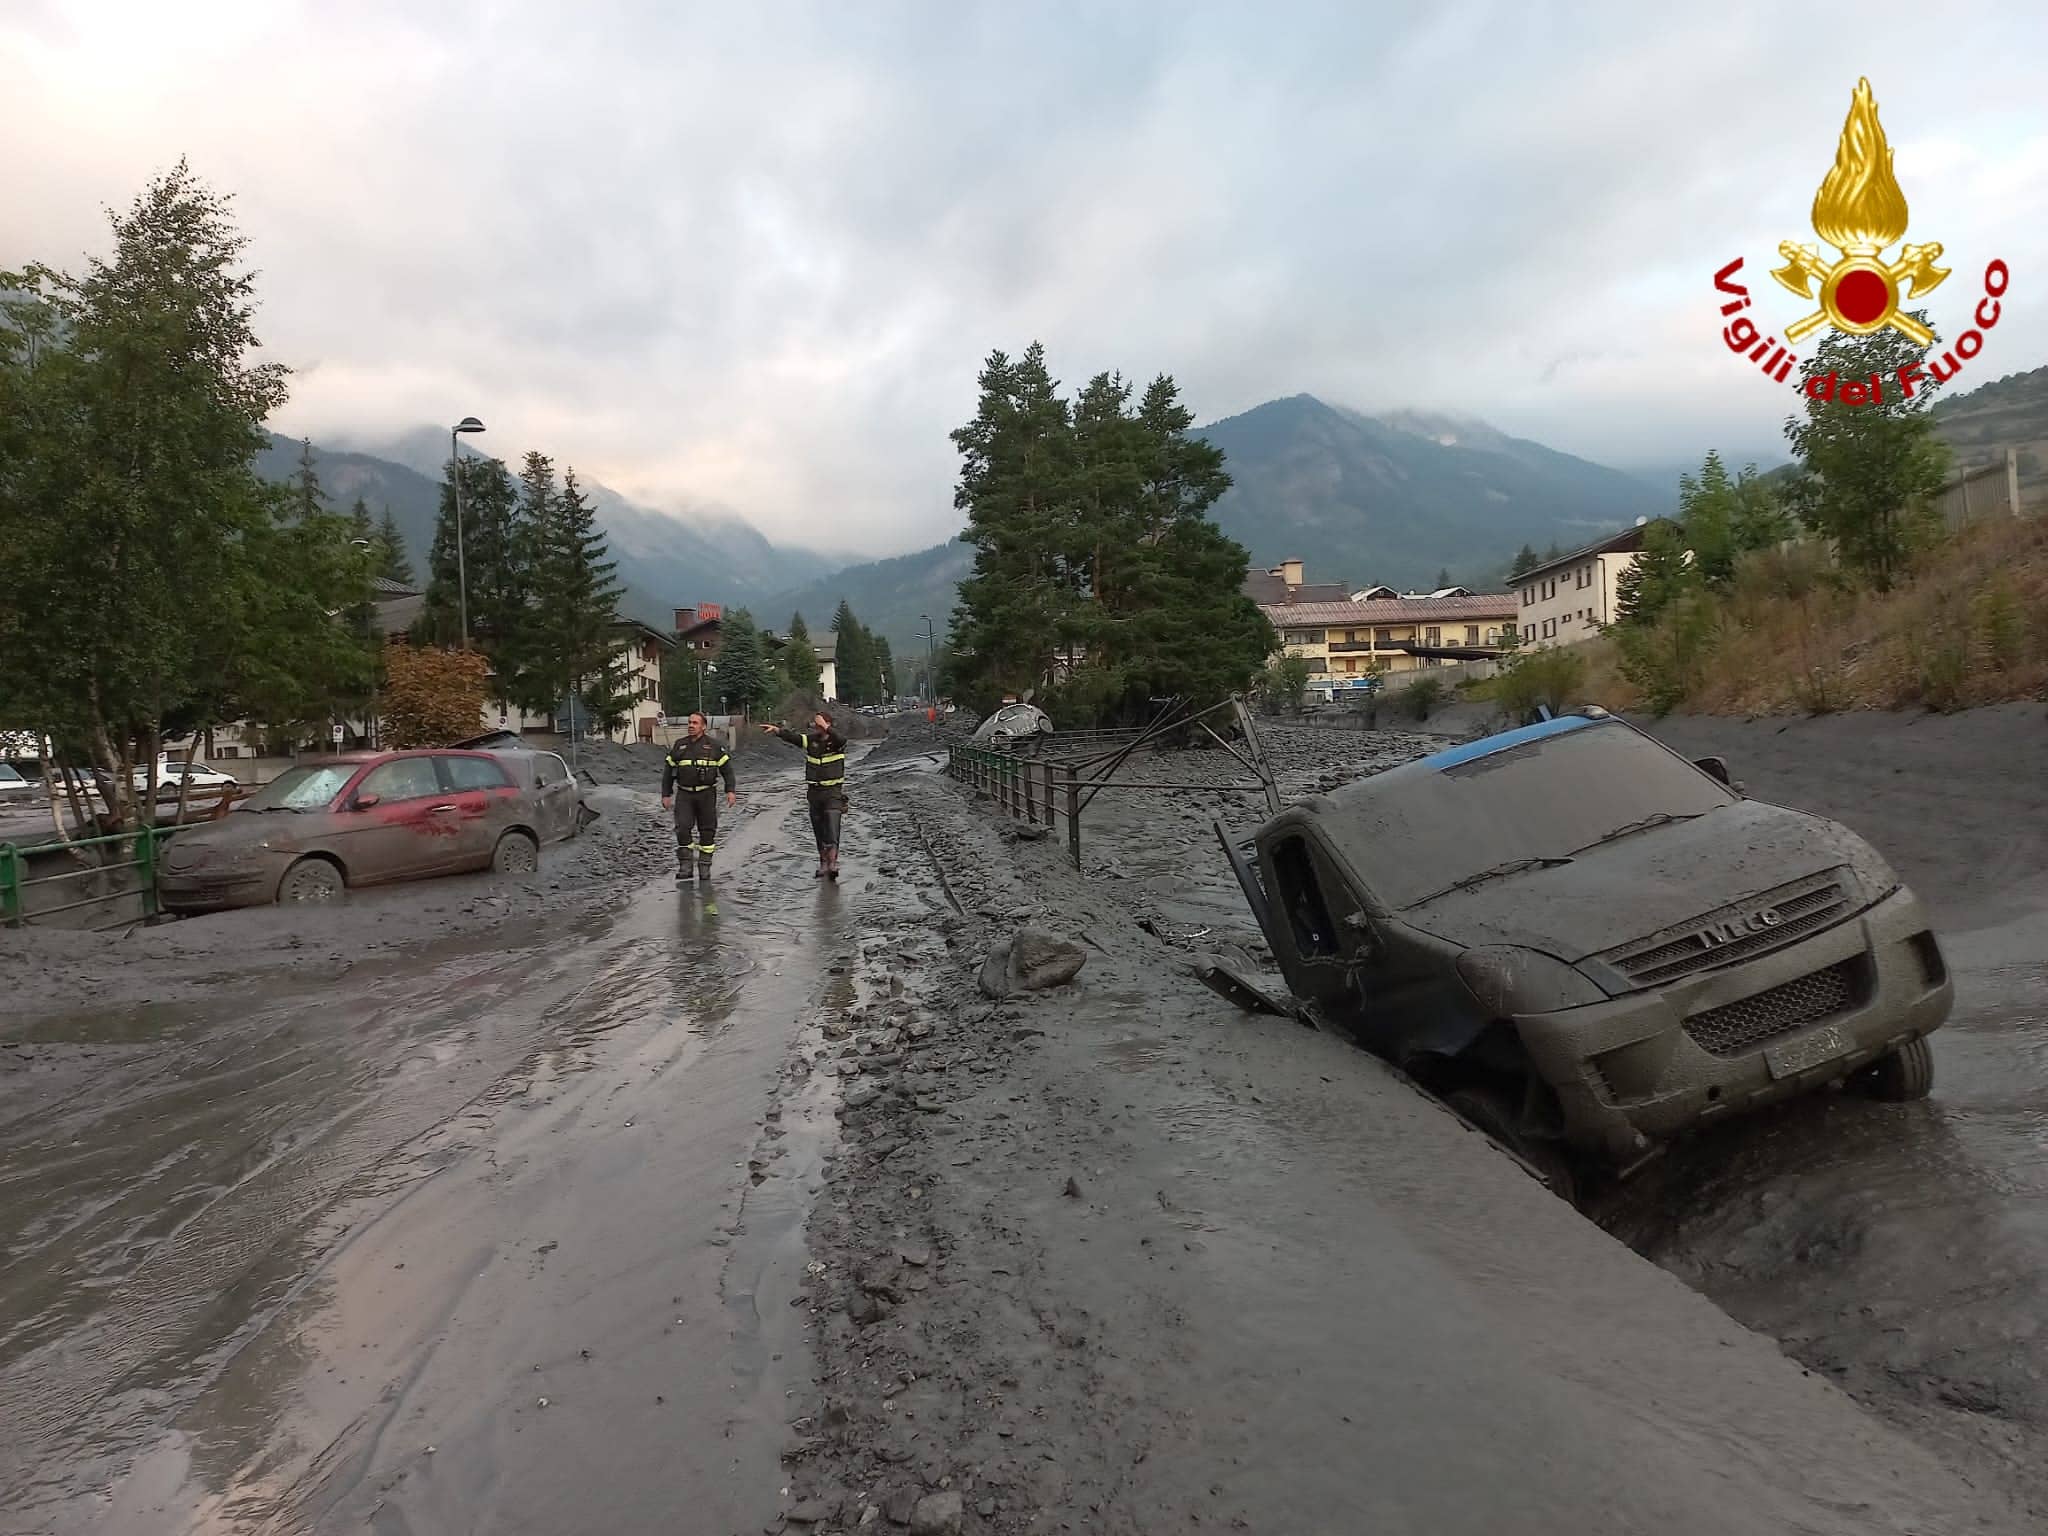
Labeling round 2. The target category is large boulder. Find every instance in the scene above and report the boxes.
[1011,927,1086,990]
[978,929,1087,997]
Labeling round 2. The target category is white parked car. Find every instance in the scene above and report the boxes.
[0,764,42,800]
[139,763,241,797]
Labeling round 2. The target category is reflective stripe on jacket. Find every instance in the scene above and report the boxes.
[772,726,846,787]
[663,738,736,794]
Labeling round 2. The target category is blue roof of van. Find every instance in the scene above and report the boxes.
[1415,713,1601,771]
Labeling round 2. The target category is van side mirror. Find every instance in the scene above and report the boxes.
[1694,756,1733,788]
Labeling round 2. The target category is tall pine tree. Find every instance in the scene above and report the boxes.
[948,347,1267,720]
[784,612,823,700]
[1614,520,1697,626]
[709,607,771,715]
[950,343,1075,702]
[523,467,624,717]
[420,449,521,652]
[872,636,895,700]
[293,437,327,522]
[832,601,882,704]
[374,506,414,585]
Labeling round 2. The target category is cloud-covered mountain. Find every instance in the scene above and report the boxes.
[1194,396,1670,588]
[257,431,839,629]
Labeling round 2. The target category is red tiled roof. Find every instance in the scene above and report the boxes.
[1260,593,1518,626]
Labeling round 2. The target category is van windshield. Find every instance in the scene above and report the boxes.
[1327,722,1736,909]
[240,764,354,812]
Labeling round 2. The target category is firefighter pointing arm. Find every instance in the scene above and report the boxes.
[762,711,848,881]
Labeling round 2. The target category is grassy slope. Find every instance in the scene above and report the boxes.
[1573,514,2048,716]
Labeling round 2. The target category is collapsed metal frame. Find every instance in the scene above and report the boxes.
[946,695,1282,867]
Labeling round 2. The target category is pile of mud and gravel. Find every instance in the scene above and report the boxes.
[0,783,674,1017]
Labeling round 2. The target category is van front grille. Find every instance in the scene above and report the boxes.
[1602,870,1853,988]
[1682,960,1863,1057]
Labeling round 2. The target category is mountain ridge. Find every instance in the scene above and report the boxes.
[1191,394,1668,589]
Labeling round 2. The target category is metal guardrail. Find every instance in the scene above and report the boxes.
[947,696,1281,868]
[0,824,178,928]
[947,745,1084,867]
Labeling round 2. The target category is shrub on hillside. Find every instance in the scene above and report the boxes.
[1494,647,1587,723]
[1616,592,1722,716]
[1398,675,1446,720]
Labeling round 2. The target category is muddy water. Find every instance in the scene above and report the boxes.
[0,790,857,1535]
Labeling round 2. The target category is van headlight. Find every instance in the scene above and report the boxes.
[1838,839,1901,907]
[1456,946,1607,1016]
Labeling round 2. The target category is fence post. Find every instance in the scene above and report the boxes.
[137,826,161,918]
[1063,765,1081,869]
[0,844,19,928]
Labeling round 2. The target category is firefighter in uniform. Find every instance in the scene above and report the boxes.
[762,712,847,880]
[661,713,737,883]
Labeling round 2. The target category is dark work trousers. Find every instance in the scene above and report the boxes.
[806,785,844,856]
[674,789,719,872]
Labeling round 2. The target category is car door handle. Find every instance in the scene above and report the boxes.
[429,803,459,814]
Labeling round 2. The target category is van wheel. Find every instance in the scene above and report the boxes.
[1444,1084,1578,1204]
[277,857,344,905]
[492,830,539,876]
[1861,1037,1935,1101]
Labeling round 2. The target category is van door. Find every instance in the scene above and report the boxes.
[1264,832,1378,1025]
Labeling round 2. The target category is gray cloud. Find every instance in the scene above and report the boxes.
[5,0,2043,553]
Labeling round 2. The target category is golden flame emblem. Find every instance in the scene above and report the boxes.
[1772,78,1947,346]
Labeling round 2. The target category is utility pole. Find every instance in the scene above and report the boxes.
[450,416,486,647]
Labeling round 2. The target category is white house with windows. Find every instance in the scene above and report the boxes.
[489,618,673,744]
[1515,522,1665,647]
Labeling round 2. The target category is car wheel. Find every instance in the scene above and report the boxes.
[492,830,539,876]
[1860,1036,1935,1101]
[277,857,344,905]
[1444,1084,1578,1204]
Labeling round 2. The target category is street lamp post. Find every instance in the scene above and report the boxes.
[697,659,717,714]
[450,416,486,647]
[920,613,937,703]
[351,537,377,748]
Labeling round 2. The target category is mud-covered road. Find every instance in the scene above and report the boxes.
[0,760,879,1533]
[2,716,2043,1533]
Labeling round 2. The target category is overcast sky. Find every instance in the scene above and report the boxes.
[6,1,2044,557]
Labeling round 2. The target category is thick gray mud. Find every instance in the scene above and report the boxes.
[1608,709,2048,1519]
[0,767,864,1534]
[771,725,2035,1534]
[5,715,2045,1534]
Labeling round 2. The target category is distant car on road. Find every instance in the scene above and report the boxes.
[1217,709,1952,1199]
[158,749,545,912]
[0,763,42,800]
[146,763,241,798]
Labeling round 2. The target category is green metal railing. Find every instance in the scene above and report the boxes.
[0,825,177,928]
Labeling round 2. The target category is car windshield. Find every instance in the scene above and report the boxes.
[240,764,354,812]
[0,765,24,785]
[1329,722,1736,910]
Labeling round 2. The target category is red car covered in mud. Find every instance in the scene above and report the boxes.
[157,750,543,911]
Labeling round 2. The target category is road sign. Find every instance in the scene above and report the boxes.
[330,724,344,744]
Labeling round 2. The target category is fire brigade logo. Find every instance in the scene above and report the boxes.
[1712,78,2010,404]
[1770,77,1947,346]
